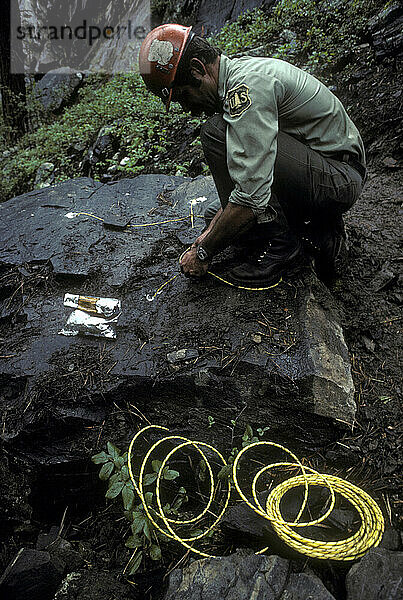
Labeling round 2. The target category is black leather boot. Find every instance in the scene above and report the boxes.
[228,194,306,287]
[228,229,304,287]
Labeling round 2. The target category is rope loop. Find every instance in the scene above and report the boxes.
[127,427,384,562]
[128,425,231,558]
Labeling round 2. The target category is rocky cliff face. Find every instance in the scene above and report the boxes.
[15,0,150,73]
[15,0,275,73]
[158,0,275,35]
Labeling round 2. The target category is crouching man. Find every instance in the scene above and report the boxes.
[139,24,366,287]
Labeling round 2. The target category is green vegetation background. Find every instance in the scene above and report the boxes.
[0,0,390,202]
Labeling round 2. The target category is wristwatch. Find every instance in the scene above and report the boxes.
[196,245,210,262]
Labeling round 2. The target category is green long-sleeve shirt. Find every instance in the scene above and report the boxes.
[217,55,365,218]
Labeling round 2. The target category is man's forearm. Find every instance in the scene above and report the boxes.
[192,207,223,248]
[199,202,256,256]
[206,206,223,231]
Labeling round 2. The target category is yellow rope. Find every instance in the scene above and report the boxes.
[73,211,105,221]
[207,270,282,291]
[127,425,231,558]
[178,247,282,292]
[266,473,384,560]
[128,217,198,228]
[145,264,281,297]
[146,251,282,299]
[146,274,179,302]
[127,427,384,562]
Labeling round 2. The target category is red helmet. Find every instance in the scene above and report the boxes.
[138,24,193,111]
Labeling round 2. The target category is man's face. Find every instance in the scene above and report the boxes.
[171,75,220,117]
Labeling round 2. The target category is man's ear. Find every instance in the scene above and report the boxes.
[189,58,207,80]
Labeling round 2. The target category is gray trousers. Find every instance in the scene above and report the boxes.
[200,114,364,236]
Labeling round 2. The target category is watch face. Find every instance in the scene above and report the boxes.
[197,246,209,261]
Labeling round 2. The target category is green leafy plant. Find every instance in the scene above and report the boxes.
[1,1,386,204]
[174,161,190,175]
[241,424,259,447]
[207,415,216,428]
[92,442,185,575]
[0,72,190,202]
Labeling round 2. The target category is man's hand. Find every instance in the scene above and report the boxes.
[180,247,209,278]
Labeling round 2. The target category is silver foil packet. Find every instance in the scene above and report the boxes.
[59,293,121,339]
[63,293,121,318]
[59,309,118,339]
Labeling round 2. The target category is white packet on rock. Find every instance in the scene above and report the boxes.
[59,309,118,339]
[59,293,121,339]
[63,293,121,318]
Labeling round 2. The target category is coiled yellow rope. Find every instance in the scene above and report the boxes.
[76,210,384,558]
[128,425,231,558]
[128,427,384,562]
[233,442,384,561]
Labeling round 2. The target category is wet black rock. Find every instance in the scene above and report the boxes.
[34,68,84,113]
[0,173,355,547]
[0,174,356,455]
[297,286,355,421]
[346,547,403,600]
[164,551,336,600]
[0,547,64,600]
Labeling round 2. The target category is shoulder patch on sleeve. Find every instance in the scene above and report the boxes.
[226,84,251,117]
